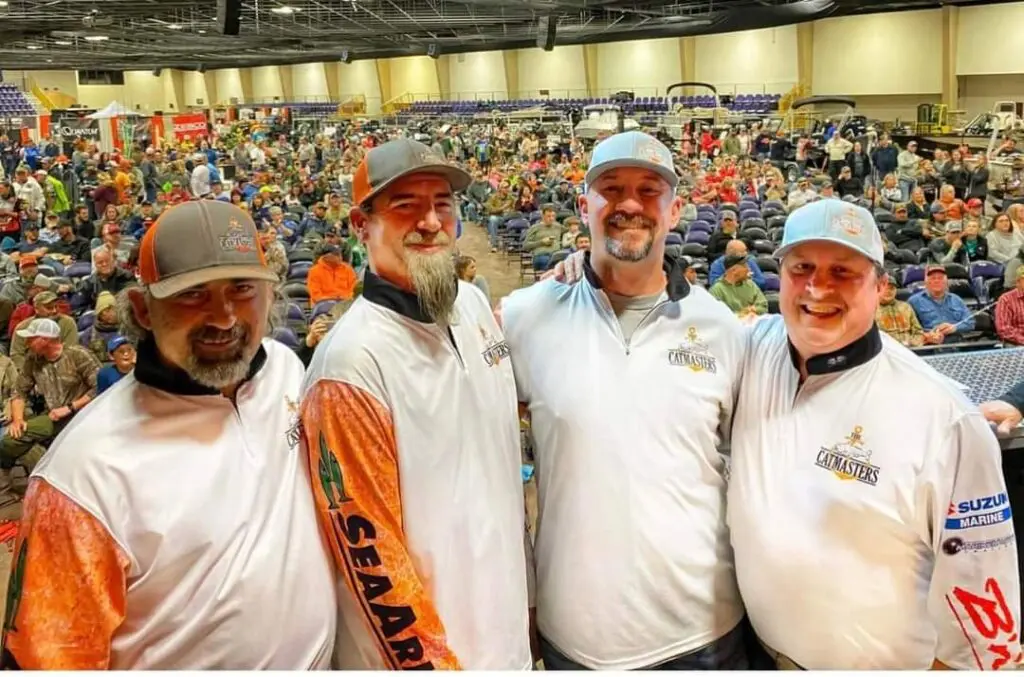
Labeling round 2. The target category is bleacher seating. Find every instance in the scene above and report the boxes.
[400,93,781,119]
[0,83,36,116]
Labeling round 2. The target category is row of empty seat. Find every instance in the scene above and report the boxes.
[0,83,36,116]
[402,93,783,117]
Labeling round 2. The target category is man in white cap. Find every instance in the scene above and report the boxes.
[727,199,1021,670]
[500,131,753,669]
[1,201,336,669]
[300,138,532,669]
[1,317,98,470]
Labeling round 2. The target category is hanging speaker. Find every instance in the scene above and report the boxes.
[217,0,242,35]
[427,43,440,59]
[340,49,352,64]
[537,16,556,51]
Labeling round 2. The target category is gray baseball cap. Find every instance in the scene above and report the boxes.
[139,201,279,299]
[775,200,885,266]
[16,317,60,339]
[585,131,679,191]
[353,138,471,208]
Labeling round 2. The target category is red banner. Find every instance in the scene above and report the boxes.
[171,113,207,141]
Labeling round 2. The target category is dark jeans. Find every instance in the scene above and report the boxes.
[540,619,771,670]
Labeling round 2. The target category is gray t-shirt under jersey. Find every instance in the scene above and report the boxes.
[606,290,668,343]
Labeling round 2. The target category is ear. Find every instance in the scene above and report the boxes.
[578,194,589,223]
[127,287,153,331]
[349,206,370,244]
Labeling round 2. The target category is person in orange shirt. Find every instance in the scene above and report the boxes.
[114,162,133,206]
[306,244,357,306]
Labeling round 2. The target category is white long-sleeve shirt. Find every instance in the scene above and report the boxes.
[728,317,1021,670]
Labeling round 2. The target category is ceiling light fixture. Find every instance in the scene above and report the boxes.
[168,23,183,29]
[0,2,9,7]
[84,35,109,41]
[26,44,41,50]
[271,5,301,14]
[197,29,207,33]
[54,40,72,45]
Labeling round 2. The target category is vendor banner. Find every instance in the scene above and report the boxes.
[52,115,100,143]
[172,113,208,141]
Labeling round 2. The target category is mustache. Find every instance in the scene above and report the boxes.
[404,231,452,246]
[605,212,657,230]
[189,325,248,343]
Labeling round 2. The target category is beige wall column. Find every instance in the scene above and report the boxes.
[376,59,393,105]
[582,44,599,97]
[503,51,519,99]
[679,37,695,95]
[941,5,959,109]
[796,21,813,95]
[239,68,253,103]
[323,62,340,101]
[202,72,218,106]
[169,70,185,111]
[435,55,451,99]
[279,66,294,101]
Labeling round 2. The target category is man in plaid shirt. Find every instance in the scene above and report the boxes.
[875,274,925,346]
[996,267,1024,345]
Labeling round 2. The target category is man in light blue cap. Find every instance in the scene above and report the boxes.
[727,199,1019,670]
[500,131,758,670]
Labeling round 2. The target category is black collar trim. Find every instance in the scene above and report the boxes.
[582,250,691,302]
[133,337,268,396]
[362,269,461,324]
[788,324,883,376]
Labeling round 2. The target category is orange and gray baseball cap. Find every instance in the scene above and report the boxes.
[139,201,278,299]
[352,138,471,208]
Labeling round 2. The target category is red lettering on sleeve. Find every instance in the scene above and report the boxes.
[949,578,1023,670]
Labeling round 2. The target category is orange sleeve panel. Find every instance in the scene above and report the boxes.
[300,380,461,670]
[1,479,129,670]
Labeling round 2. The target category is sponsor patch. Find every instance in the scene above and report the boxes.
[943,534,1015,556]
[814,426,880,486]
[668,326,718,373]
[945,493,1012,530]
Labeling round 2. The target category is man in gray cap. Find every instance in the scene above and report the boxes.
[500,131,752,669]
[2,201,337,669]
[299,138,533,669]
[727,200,1019,670]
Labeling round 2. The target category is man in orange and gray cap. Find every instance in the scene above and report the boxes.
[1,201,337,669]
[299,138,534,669]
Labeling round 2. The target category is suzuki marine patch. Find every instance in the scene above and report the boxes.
[814,426,880,486]
[668,326,718,373]
[945,493,1013,530]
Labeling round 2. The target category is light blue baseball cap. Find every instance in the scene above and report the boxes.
[775,200,884,266]
[584,131,678,192]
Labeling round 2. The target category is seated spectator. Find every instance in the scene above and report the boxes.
[708,239,766,289]
[993,264,1024,345]
[47,217,92,264]
[93,221,130,268]
[80,291,120,363]
[267,206,298,245]
[523,207,563,271]
[707,211,744,259]
[959,218,988,261]
[682,258,700,287]
[875,274,925,347]
[878,173,903,210]
[561,216,584,249]
[6,274,67,339]
[80,247,136,309]
[307,244,357,306]
[296,299,354,367]
[905,186,931,221]
[0,317,100,471]
[96,335,136,395]
[935,184,965,221]
[926,202,949,239]
[126,202,158,238]
[986,213,1023,265]
[0,256,38,308]
[463,171,493,223]
[299,202,330,237]
[71,204,94,241]
[787,177,817,210]
[93,203,122,235]
[835,166,863,198]
[17,224,47,258]
[258,225,288,281]
[709,254,767,318]
[818,181,837,200]
[455,255,490,302]
[10,290,78,370]
[928,221,970,265]
[908,264,975,344]
[38,212,61,245]
[515,184,538,214]
[0,238,16,277]
[573,232,590,252]
[965,197,990,232]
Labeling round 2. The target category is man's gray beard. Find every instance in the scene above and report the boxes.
[407,250,458,325]
[182,326,263,389]
[604,230,654,262]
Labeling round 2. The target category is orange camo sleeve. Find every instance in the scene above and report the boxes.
[1,479,129,670]
[301,380,461,670]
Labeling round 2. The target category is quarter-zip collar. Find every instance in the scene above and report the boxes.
[582,250,691,302]
[134,336,268,397]
[361,268,433,323]
[788,323,883,376]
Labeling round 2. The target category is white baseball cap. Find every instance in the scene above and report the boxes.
[585,131,678,191]
[775,200,884,266]
[15,317,60,340]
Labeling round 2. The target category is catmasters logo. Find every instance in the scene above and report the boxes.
[815,426,880,486]
[945,493,1012,530]
[479,325,511,367]
[284,396,302,450]
[668,327,718,373]
[219,219,256,253]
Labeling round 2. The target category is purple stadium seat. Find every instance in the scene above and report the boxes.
[762,273,780,292]
[685,230,710,245]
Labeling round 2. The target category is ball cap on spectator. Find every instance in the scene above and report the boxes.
[926,262,947,276]
[776,200,884,266]
[352,138,470,208]
[107,335,131,354]
[33,291,57,307]
[95,290,116,313]
[585,131,678,191]
[967,197,984,209]
[19,256,38,270]
[139,201,279,299]
[15,317,60,339]
[930,202,946,214]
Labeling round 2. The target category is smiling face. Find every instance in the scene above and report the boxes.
[580,166,681,265]
[780,241,884,360]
